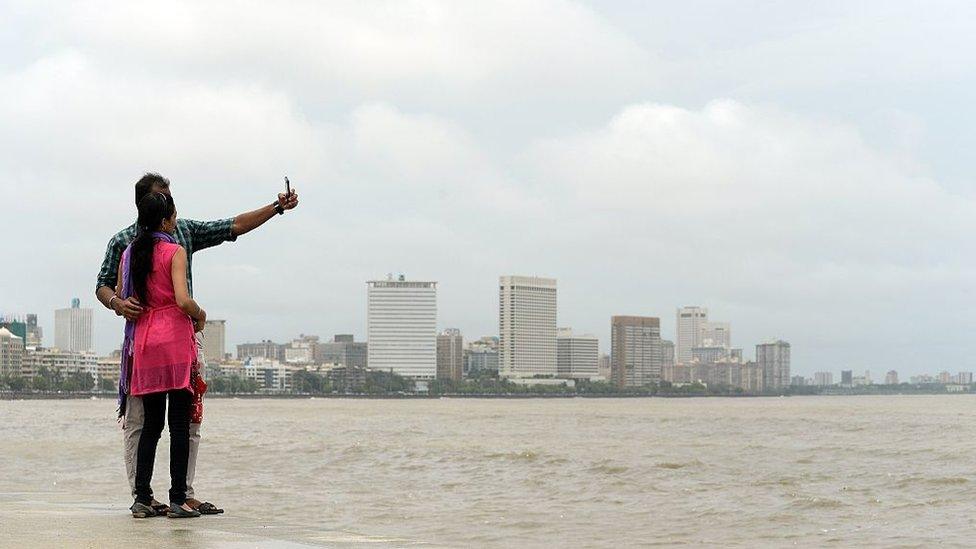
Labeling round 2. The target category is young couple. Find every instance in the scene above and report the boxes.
[95,173,299,518]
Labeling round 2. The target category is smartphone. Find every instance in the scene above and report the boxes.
[285,176,291,197]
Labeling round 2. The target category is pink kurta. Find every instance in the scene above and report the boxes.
[130,241,196,396]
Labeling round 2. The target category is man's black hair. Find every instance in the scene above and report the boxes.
[134,172,170,205]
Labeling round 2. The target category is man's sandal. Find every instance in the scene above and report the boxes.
[196,502,224,515]
[130,502,156,518]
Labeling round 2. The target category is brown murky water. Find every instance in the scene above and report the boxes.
[2,396,975,547]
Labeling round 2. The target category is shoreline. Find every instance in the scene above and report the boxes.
[2,391,971,401]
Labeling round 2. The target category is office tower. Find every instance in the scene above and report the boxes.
[0,327,24,377]
[237,340,283,361]
[498,276,557,378]
[201,320,227,363]
[610,316,662,388]
[814,371,834,386]
[885,370,899,385]
[841,370,853,386]
[464,336,499,377]
[54,298,93,352]
[367,275,437,379]
[676,306,707,364]
[556,328,599,379]
[25,314,42,347]
[701,321,731,348]
[756,340,790,391]
[316,334,368,368]
[436,328,464,382]
[660,339,675,381]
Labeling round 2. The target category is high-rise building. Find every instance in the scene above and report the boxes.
[841,370,853,386]
[610,316,662,388]
[676,306,708,364]
[54,298,93,352]
[499,276,557,379]
[0,327,24,377]
[661,339,675,381]
[367,275,437,379]
[556,328,599,380]
[814,371,833,386]
[201,320,226,363]
[756,340,790,391]
[436,329,464,382]
[958,372,973,385]
[316,334,368,369]
[885,370,899,385]
[701,321,731,348]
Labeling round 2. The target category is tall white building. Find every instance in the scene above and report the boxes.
[367,275,437,379]
[499,276,557,378]
[675,306,707,364]
[55,298,93,352]
[556,328,599,380]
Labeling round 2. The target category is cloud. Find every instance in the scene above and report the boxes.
[1,1,973,375]
[525,100,976,354]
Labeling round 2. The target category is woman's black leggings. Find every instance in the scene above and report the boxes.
[133,389,192,506]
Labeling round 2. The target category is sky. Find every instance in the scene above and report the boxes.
[1,1,973,376]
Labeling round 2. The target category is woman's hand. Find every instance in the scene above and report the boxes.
[193,308,207,332]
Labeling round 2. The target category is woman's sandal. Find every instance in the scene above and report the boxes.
[196,502,224,515]
[167,503,202,518]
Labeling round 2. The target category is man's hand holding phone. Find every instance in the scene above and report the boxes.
[277,176,299,212]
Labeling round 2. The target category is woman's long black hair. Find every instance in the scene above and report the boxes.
[130,192,176,304]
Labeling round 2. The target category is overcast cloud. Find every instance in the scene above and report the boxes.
[1,1,973,375]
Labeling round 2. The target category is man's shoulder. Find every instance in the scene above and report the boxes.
[108,223,137,247]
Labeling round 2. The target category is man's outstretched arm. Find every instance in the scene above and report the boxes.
[232,190,300,237]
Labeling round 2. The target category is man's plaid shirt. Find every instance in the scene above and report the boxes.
[96,218,236,296]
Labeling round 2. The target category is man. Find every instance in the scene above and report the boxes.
[95,172,299,515]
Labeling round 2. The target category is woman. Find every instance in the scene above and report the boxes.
[116,192,207,519]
